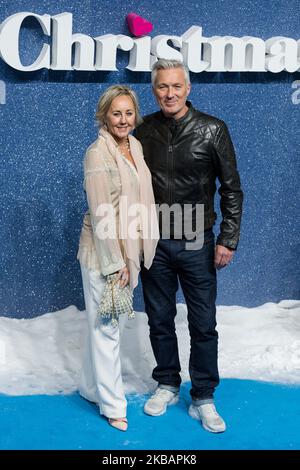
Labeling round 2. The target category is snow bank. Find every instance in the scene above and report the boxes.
[0,300,299,395]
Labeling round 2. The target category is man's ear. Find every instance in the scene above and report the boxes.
[187,83,191,96]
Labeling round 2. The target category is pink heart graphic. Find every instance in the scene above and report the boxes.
[126,12,153,37]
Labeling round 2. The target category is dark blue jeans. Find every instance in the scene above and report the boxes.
[141,229,219,400]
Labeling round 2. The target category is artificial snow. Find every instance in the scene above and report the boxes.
[0,300,299,396]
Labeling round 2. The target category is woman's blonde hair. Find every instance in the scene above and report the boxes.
[95,85,142,128]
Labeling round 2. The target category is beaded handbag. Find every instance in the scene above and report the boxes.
[97,273,134,327]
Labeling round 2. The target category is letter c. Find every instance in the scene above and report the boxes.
[0,12,51,71]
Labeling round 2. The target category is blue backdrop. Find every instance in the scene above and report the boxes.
[0,0,299,318]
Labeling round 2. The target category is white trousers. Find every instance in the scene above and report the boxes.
[78,265,127,418]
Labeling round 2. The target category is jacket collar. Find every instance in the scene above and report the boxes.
[159,101,194,126]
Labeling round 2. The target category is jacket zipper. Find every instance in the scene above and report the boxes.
[168,144,173,205]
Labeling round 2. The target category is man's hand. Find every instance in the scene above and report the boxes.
[214,245,234,270]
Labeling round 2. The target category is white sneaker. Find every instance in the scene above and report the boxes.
[144,388,179,416]
[189,403,226,433]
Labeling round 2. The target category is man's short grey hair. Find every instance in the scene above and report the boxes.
[151,59,190,86]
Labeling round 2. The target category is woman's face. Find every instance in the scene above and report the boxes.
[105,95,136,142]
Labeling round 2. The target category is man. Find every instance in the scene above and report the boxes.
[135,59,243,433]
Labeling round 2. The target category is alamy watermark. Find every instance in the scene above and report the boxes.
[0,80,6,104]
[291,80,300,104]
[95,197,205,251]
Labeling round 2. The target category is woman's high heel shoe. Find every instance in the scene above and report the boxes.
[108,417,128,432]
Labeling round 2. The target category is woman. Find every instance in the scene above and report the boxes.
[77,85,159,431]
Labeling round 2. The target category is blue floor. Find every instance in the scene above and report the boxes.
[0,379,299,450]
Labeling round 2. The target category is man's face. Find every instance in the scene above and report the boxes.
[153,67,191,120]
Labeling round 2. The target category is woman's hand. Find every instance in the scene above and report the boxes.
[116,266,130,288]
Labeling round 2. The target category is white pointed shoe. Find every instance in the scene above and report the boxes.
[108,417,128,432]
[144,388,179,416]
[189,403,226,433]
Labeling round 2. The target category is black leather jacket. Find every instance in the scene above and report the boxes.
[135,102,243,250]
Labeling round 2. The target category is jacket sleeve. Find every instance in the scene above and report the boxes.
[84,147,126,275]
[212,121,243,250]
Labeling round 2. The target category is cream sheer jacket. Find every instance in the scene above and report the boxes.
[77,128,159,289]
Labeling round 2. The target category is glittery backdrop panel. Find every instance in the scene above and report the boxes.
[0,0,299,317]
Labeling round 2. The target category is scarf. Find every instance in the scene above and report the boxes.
[99,128,159,289]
